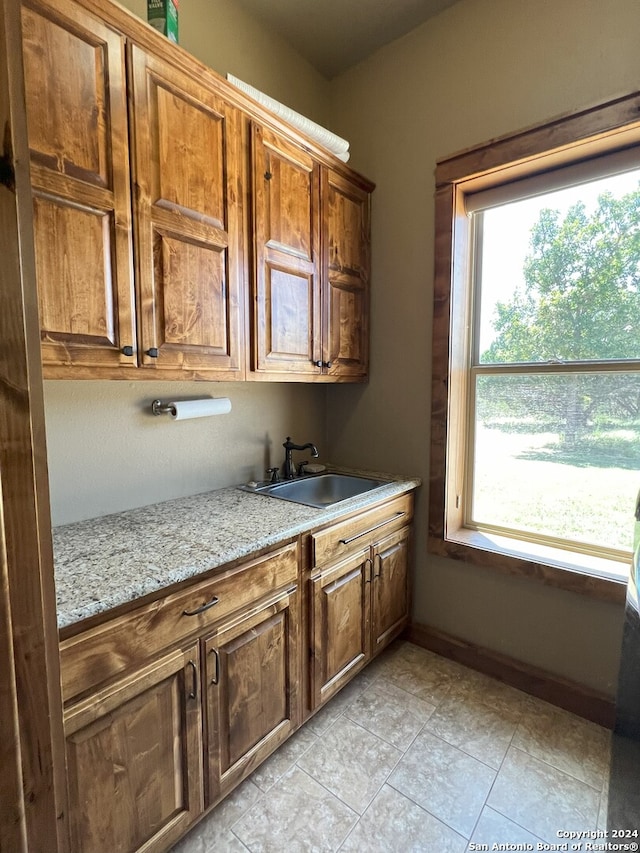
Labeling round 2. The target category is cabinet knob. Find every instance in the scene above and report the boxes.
[264,171,272,181]
[121,345,134,357]
[146,347,159,358]
[314,360,332,369]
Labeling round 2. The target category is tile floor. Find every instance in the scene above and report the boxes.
[171,641,611,853]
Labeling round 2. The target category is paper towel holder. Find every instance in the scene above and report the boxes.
[151,399,177,416]
[150,398,232,419]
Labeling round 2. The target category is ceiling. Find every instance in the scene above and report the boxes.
[235,0,461,79]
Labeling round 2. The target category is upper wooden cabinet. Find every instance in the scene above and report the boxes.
[21,0,137,371]
[251,126,372,381]
[128,45,244,373]
[20,0,373,382]
[21,0,244,379]
[251,123,321,375]
[321,168,371,380]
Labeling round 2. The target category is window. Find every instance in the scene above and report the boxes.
[429,93,640,599]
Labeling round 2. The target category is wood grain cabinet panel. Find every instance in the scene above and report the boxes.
[129,45,244,374]
[310,549,371,708]
[204,585,300,804]
[321,169,371,379]
[21,0,137,369]
[309,499,413,713]
[371,527,410,653]
[251,122,321,374]
[250,124,373,381]
[64,644,204,853]
[21,0,373,383]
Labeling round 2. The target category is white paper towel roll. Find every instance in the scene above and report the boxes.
[170,398,232,420]
[226,74,350,161]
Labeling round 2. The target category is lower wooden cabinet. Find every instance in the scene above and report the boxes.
[204,585,299,804]
[310,548,371,708]
[64,644,204,853]
[59,492,414,852]
[371,527,411,653]
[308,494,413,712]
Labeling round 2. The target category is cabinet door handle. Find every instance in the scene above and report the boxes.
[187,659,198,699]
[339,512,405,545]
[183,595,219,617]
[209,648,219,685]
[373,554,382,579]
[364,557,373,583]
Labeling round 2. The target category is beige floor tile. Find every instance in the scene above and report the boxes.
[513,698,611,789]
[447,667,532,717]
[598,772,610,831]
[306,677,370,736]
[341,784,467,853]
[171,826,249,853]
[251,725,318,792]
[344,679,436,750]
[297,715,402,814]
[170,778,260,852]
[424,690,521,769]
[465,806,543,852]
[388,729,496,837]
[488,746,600,843]
[232,765,357,853]
[383,643,465,705]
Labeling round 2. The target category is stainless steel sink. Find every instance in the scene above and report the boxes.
[247,473,389,508]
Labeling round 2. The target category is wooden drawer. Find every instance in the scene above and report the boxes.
[60,541,298,704]
[312,493,413,567]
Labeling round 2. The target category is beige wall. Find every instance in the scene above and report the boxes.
[119,0,331,121]
[45,380,326,525]
[44,0,332,527]
[326,0,640,695]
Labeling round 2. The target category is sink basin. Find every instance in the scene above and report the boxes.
[249,473,389,508]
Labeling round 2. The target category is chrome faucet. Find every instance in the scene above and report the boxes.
[282,436,318,480]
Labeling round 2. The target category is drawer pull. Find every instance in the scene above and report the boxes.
[183,595,220,617]
[339,512,405,545]
[187,659,198,700]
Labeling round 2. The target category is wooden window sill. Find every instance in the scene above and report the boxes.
[428,528,627,604]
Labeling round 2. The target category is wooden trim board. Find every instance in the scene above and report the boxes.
[407,622,615,729]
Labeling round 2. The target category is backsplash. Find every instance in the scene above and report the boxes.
[44,380,327,526]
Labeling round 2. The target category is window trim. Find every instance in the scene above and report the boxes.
[429,92,640,604]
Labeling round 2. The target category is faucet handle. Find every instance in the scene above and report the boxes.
[266,467,280,484]
[297,460,309,476]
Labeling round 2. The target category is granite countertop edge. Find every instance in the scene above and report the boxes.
[54,468,421,631]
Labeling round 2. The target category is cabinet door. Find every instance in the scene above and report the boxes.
[321,168,371,379]
[204,586,300,805]
[129,45,244,375]
[64,644,203,853]
[21,0,137,371]
[371,527,410,655]
[310,549,371,709]
[251,122,321,375]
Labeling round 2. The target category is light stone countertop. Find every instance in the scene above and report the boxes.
[53,472,420,630]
